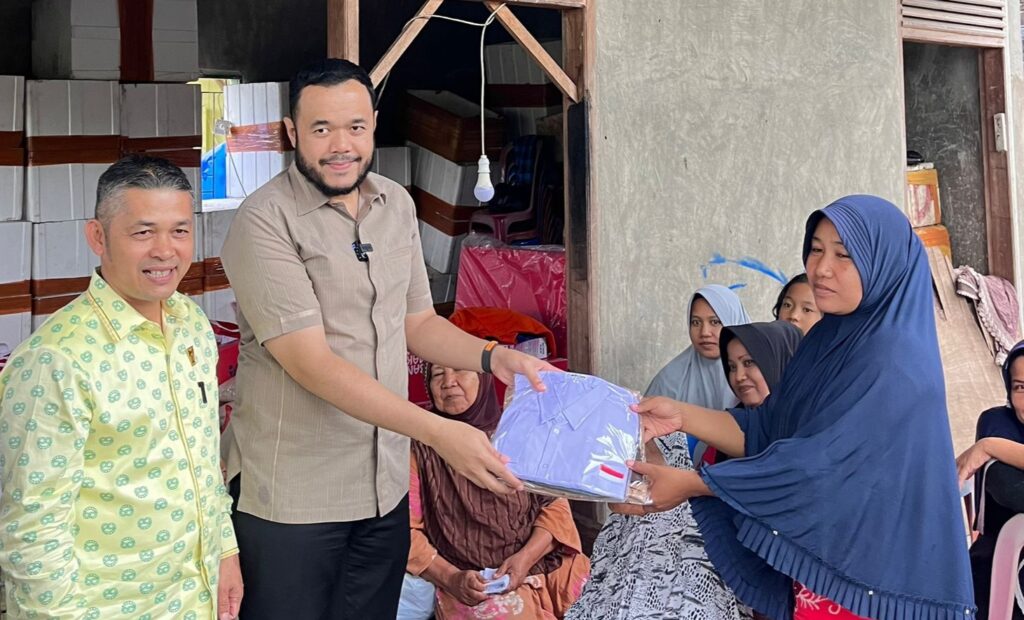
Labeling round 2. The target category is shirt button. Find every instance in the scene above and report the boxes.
[868,590,874,596]
[553,428,560,435]
[772,530,778,536]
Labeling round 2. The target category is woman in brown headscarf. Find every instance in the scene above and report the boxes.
[407,363,591,619]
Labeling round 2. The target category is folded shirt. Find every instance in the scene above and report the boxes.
[493,371,641,501]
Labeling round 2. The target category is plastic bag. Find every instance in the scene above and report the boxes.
[493,371,651,504]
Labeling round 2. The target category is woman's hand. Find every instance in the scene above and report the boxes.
[494,551,532,592]
[631,396,686,442]
[608,462,706,515]
[956,438,993,485]
[444,569,489,607]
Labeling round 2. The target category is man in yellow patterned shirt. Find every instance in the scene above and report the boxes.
[0,156,242,619]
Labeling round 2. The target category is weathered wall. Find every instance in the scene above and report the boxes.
[903,42,987,273]
[589,1,906,389]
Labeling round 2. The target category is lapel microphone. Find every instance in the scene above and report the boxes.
[352,240,374,262]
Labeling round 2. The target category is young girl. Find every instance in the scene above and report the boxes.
[568,318,800,620]
[624,195,975,620]
[772,274,822,334]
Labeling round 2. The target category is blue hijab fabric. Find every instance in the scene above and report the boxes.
[691,195,975,620]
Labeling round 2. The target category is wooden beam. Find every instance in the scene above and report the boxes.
[369,0,445,87]
[327,0,360,62]
[457,0,585,8]
[483,1,579,102]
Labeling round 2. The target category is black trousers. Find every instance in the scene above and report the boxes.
[230,477,410,620]
[970,462,1024,620]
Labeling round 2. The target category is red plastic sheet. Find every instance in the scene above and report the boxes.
[455,241,567,357]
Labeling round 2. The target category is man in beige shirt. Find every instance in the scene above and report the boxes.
[221,59,554,619]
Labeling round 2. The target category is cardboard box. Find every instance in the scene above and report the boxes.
[201,206,238,268]
[405,90,503,164]
[121,83,201,139]
[427,266,457,304]
[202,286,236,324]
[0,311,31,356]
[26,80,120,137]
[25,163,108,222]
[0,160,23,221]
[224,82,292,198]
[372,146,411,187]
[906,168,941,228]
[484,40,562,85]
[409,143,495,207]
[0,222,32,287]
[419,220,465,275]
[31,220,100,296]
[499,105,562,140]
[0,76,24,134]
[31,0,199,81]
[412,187,478,236]
[26,80,120,222]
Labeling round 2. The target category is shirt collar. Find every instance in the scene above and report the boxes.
[288,162,388,216]
[86,270,189,342]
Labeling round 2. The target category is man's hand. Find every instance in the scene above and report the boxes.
[489,346,560,391]
[445,569,489,607]
[631,397,685,442]
[218,554,243,620]
[428,418,524,494]
[494,551,532,592]
[956,438,993,485]
[609,462,701,516]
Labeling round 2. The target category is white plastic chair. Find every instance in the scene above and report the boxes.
[989,513,1024,620]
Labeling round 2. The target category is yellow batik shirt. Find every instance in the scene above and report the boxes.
[0,273,237,619]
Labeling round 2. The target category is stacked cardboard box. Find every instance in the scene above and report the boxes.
[200,201,240,323]
[405,91,503,302]
[32,0,199,82]
[0,222,31,354]
[0,77,24,223]
[120,82,203,212]
[223,82,292,199]
[484,40,563,139]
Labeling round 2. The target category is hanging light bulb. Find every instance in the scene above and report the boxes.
[474,154,494,202]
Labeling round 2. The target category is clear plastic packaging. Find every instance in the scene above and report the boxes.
[493,371,651,504]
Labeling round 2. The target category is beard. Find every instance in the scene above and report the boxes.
[294,137,374,197]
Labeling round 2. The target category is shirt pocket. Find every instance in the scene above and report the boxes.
[376,244,413,322]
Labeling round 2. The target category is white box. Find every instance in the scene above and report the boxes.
[26,164,106,222]
[31,313,50,331]
[121,83,201,139]
[201,208,238,261]
[26,80,120,137]
[203,287,236,323]
[0,76,24,133]
[0,165,23,222]
[484,40,561,85]
[32,220,99,281]
[200,197,243,214]
[372,147,411,187]
[419,220,465,275]
[0,312,31,355]
[224,82,291,198]
[409,143,495,207]
[0,222,31,285]
[151,0,200,81]
[499,106,562,139]
[426,266,457,304]
[32,0,198,81]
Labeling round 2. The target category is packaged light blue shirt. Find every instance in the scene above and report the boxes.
[493,371,642,501]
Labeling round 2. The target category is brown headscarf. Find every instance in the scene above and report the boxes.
[412,364,563,574]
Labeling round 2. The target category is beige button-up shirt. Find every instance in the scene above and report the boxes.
[221,165,433,523]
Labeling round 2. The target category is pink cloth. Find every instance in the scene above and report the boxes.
[955,266,1021,365]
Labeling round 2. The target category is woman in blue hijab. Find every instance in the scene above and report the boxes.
[622,196,974,620]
